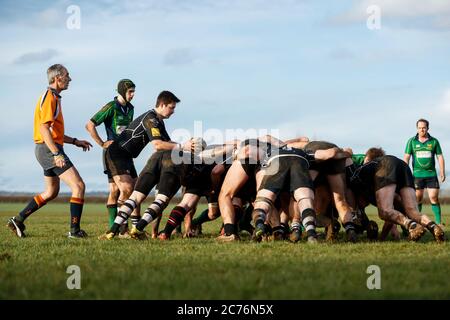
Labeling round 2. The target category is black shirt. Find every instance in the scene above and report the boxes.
[114,109,171,158]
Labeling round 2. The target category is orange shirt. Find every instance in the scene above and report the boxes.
[33,88,65,145]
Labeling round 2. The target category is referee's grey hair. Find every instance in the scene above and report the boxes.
[47,64,67,84]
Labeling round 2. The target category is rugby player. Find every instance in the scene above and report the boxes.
[350,152,445,242]
[404,119,445,226]
[85,79,136,231]
[98,91,194,240]
[251,144,352,243]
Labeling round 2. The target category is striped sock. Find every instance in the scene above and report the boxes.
[301,208,317,237]
[163,206,187,236]
[252,208,266,228]
[111,199,136,234]
[70,197,84,233]
[136,199,167,230]
[136,208,158,231]
[130,215,141,227]
[17,194,47,222]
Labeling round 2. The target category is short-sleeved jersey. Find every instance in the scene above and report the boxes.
[33,88,64,145]
[404,134,442,178]
[114,109,171,158]
[90,97,134,140]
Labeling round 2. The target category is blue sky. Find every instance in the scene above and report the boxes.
[1,0,450,192]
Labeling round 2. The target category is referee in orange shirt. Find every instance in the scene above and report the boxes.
[7,64,93,239]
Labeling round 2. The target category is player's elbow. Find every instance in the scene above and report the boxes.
[39,122,51,134]
[85,121,95,132]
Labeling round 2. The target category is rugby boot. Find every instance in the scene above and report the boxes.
[432,225,445,243]
[98,231,115,240]
[129,226,148,240]
[158,232,169,241]
[7,217,26,238]
[68,229,88,239]
[216,233,240,242]
[408,223,425,242]
[289,227,302,243]
[252,223,266,242]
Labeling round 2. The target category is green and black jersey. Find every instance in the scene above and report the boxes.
[352,154,365,167]
[404,134,442,178]
[90,97,134,141]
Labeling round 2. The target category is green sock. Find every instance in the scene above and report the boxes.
[192,208,212,226]
[418,203,422,212]
[431,203,441,224]
[107,204,117,228]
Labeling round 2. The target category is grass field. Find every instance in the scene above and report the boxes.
[0,202,449,300]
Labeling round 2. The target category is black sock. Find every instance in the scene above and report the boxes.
[192,208,212,226]
[343,222,356,234]
[406,219,417,229]
[70,197,84,233]
[163,206,187,235]
[17,195,47,223]
[223,223,236,236]
[234,205,244,223]
[426,222,437,232]
[272,225,284,235]
[280,222,290,235]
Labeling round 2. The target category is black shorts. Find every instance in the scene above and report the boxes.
[259,155,313,195]
[35,143,74,177]
[374,156,415,192]
[414,176,439,190]
[102,149,114,182]
[182,164,214,197]
[134,151,181,197]
[105,143,138,179]
[235,177,257,203]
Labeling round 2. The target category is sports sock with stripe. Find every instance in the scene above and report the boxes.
[70,197,84,233]
[16,194,47,223]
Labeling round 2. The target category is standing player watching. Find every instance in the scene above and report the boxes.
[404,119,445,226]
[7,64,92,238]
[85,79,136,229]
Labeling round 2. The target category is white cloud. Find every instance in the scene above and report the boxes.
[14,49,60,65]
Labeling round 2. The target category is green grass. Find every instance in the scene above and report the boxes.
[0,202,449,299]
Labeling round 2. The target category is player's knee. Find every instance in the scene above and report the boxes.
[109,184,120,197]
[43,188,59,201]
[72,179,85,195]
[218,190,232,203]
[378,209,391,220]
[120,185,134,198]
[332,192,347,205]
[429,196,439,204]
